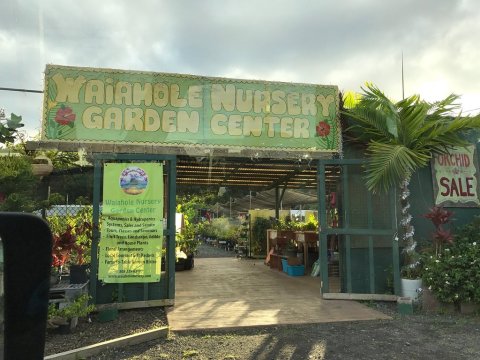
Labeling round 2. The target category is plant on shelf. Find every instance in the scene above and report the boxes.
[276,216,295,231]
[297,214,319,231]
[47,207,93,283]
[176,221,201,256]
[48,294,95,332]
[51,225,81,267]
[423,216,480,305]
[176,206,203,270]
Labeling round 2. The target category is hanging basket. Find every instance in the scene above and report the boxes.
[31,155,53,177]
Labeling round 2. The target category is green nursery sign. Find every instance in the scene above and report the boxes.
[42,65,340,153]
[98,162,163,283]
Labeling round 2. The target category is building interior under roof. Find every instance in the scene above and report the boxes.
[28,141,342,212]
[176,155,340,192]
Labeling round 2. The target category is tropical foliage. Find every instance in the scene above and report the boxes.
[344,84,480,193]
[251,217,273,255]
[271,214,319,231]
[176,193,216,255]
[343,83,480,278]
[423,216,480,304]
[0,110,23,144]
[47,206,93,266]
[423,205,455,256]
[0,154,40,211]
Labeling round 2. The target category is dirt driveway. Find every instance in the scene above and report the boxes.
[78,244,480,359]
[94,303,480,359]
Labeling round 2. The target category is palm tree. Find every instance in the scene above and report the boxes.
[343,83,480,275]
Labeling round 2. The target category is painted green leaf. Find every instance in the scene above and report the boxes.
[48,80,57,101]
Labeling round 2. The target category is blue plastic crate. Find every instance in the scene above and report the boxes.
[281,258,288,273]
[286,264,305,276]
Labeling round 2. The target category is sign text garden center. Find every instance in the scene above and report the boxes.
[42,65,340,154]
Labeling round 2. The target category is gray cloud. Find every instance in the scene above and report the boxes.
[1,0,479,135]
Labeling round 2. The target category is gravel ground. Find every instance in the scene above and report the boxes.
[44,243,231,356]
[45,245,480,359]
[44,307,168,356]
[92,306,480,360]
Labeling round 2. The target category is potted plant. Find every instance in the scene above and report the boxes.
[48,294,95,333]
[176,221,200,270]
[49,208,92,284]
[51,225,80,280]
[69,212,92,283]
[400,252,423,300]
[275,216,296,240]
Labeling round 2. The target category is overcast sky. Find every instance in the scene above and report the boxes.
[1,0,479,136]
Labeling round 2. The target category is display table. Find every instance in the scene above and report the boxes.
[269,254,285,270]
[295,231,319,273]
[49,280,89,307]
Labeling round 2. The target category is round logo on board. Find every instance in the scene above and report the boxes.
[119,167,148,195]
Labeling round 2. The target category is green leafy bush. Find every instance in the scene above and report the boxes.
[0,155,39,212]
[423,217,480,304]
[48,294,95,320]
[298,214,319,231]
[251,217,272,255]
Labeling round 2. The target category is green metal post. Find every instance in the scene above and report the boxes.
[318,160,328,294]
[343,166,352,293]
[167,157,177,299]
[367,193,375,293]
[90,157,102,304]
[275,187,280,219]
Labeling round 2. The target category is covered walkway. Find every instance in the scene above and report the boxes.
[167,257,391,331]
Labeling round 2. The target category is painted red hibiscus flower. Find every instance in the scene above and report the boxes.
[54,106,76,125]
[316,121,330,137]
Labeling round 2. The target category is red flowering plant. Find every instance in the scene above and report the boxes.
[423,205,454,256]
[51,225,83,268]
[48,207,93,274]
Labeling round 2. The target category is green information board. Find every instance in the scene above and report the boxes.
[99,162,163,283]
[42,65,340,154]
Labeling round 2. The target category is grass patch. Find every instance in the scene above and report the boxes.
[182,349,200,358]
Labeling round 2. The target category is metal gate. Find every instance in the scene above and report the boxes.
[90,153,177,308]
[317,159,400,297]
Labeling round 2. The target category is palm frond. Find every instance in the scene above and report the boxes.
[398,102,430,146]
[427,94,461,118]
[359,84,399,137]
[344,107,394,142]
[344,84,480,193]
[365,142,430,193]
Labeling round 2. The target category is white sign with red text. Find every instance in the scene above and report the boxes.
[432,145,480,207]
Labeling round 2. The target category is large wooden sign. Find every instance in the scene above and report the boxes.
[41,65,340,155]
[431,145,480,207]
